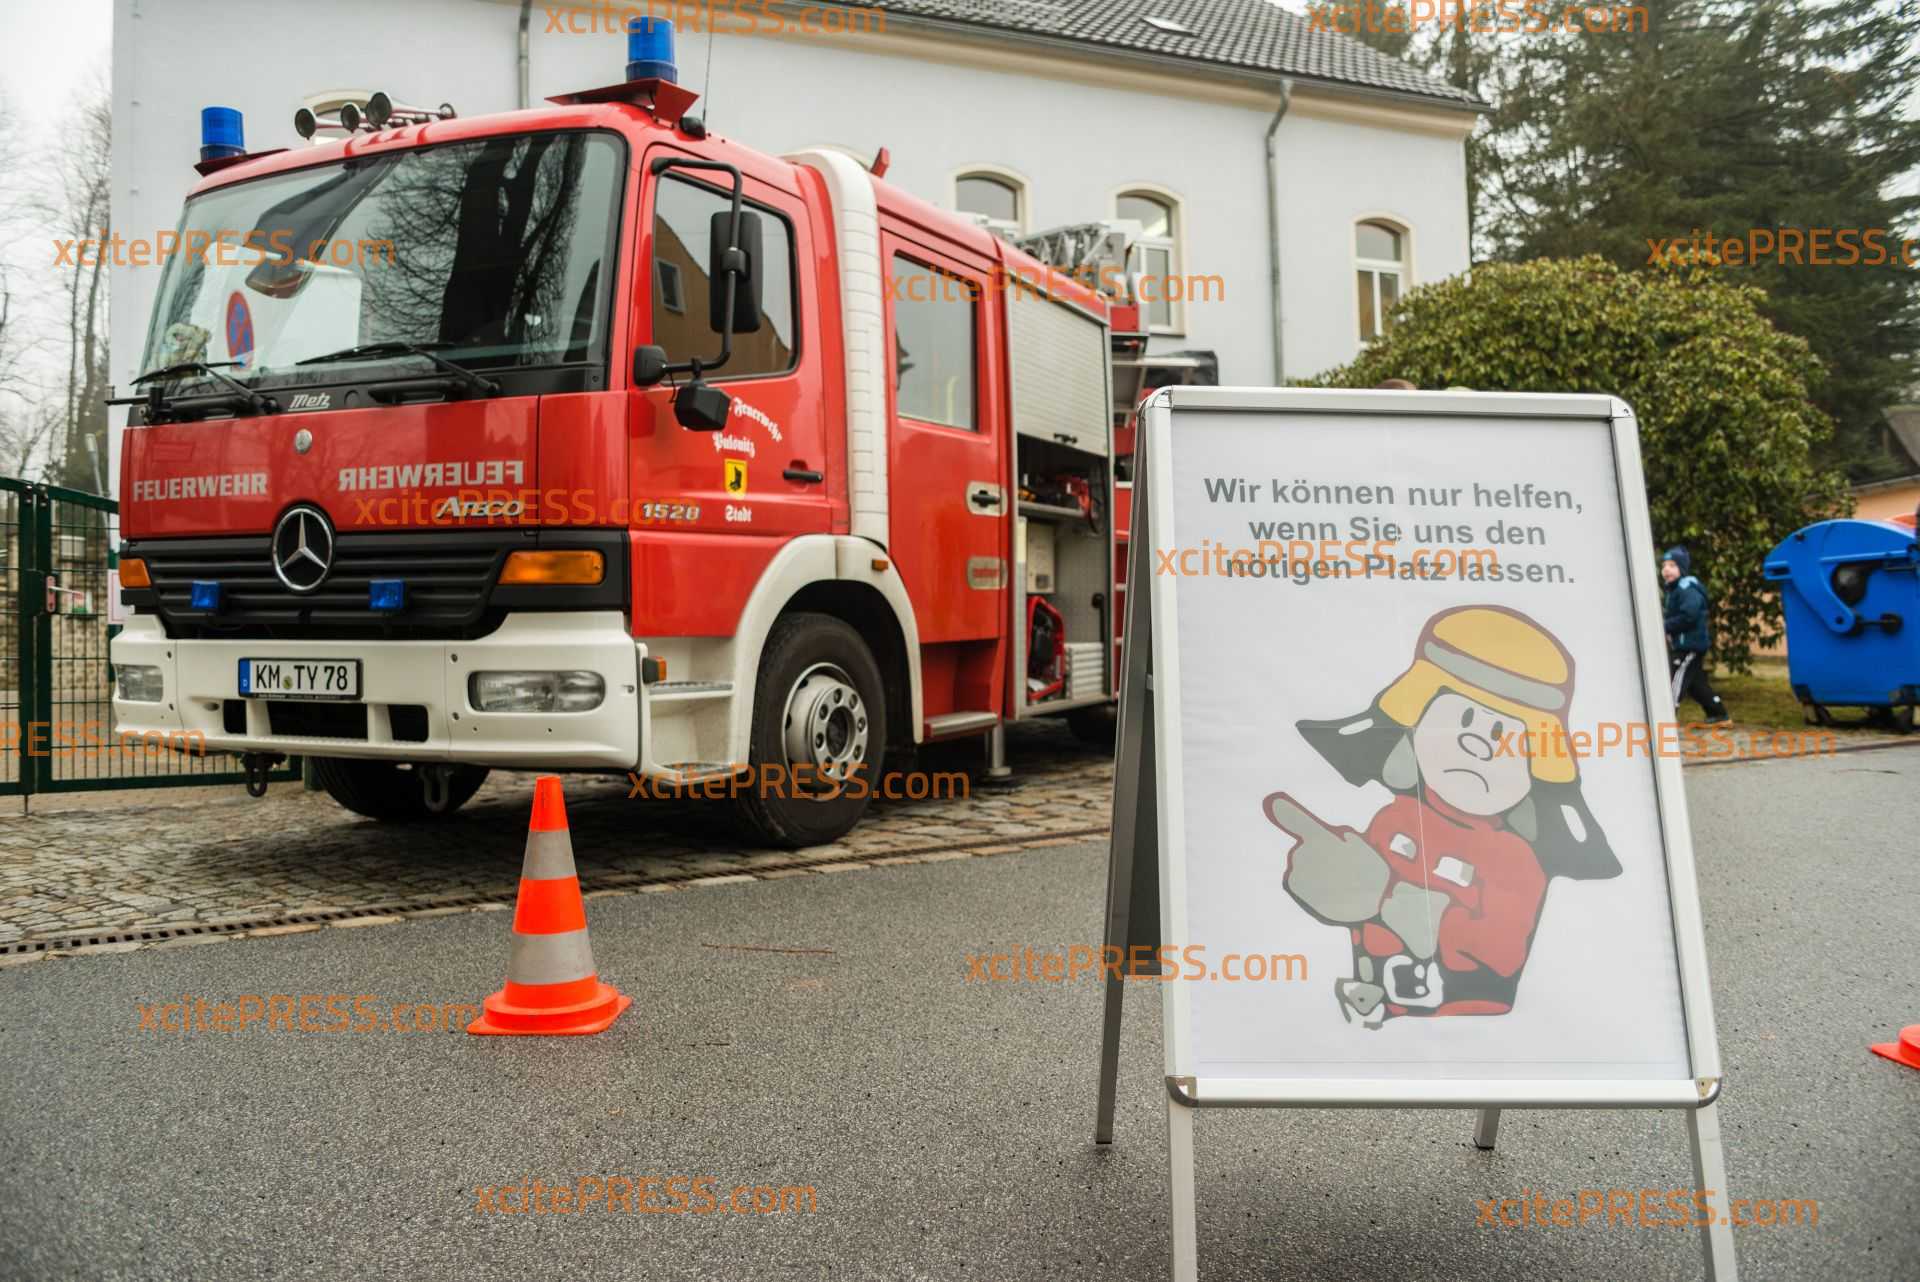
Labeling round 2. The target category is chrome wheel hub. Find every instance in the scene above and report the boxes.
[781,663,868,793]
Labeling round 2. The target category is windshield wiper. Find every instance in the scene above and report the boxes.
[297,341,501,397]
[119,360,277,417]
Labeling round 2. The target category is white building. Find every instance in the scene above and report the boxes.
[111,0,1478,476]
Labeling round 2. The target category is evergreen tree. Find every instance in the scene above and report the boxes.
[1476,0,1920,480]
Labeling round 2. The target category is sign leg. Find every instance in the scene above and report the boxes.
[1687,1103,1739,1281]
[1166,1092,1198,1282]
[1473,1107,1501,1150]
[1094,970,1126,1145]
[1096,470,1157,1146]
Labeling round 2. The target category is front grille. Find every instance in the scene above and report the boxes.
[127,531,523,641]
[123,528,628,642]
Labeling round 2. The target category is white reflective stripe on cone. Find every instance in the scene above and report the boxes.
[520,829,580,881]
[506,927,598,986]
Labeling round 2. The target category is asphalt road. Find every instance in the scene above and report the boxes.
[1,748,1916,1281]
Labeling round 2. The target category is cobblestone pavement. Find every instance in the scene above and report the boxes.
[2,715,1912,956]
[0,721,1114,950]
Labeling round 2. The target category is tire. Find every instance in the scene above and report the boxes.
[311,759,489,822]
[1890,704,1915,735]
[734,612,887,848]
[1066,703,1117,748]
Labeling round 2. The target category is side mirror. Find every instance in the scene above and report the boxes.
[674,381,733,431]
[632,345,669,387]
[708,209,763,336]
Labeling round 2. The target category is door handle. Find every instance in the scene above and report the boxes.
[783,465,824,483]
[969,487,1003,509]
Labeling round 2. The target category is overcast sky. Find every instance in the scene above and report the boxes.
[0,0,110,134]
[0,0,112,392]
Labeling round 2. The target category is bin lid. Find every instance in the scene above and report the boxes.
[1764,517,1917,636]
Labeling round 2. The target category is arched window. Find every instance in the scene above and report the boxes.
[955,171,1025,234]
[1117,190,1182,333]
[1356,219,1408,341]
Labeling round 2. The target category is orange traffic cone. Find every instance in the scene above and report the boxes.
[1871,1024,1920,1072]
[468,775,631,1036]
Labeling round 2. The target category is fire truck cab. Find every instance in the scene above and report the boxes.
[111,27,1129,846]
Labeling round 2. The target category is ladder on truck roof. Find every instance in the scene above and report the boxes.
[1014,221,1146,311]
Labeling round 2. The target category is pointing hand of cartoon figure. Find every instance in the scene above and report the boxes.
[1263,793,1336,844]
[1264,791,1389,926]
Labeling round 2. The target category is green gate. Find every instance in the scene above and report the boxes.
[2,480,301,801]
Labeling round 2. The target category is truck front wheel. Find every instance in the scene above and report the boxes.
[735,613,888,848]
[311,759,490,822]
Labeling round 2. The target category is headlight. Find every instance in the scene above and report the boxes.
[116,664,165,702]
[468,670,606,713]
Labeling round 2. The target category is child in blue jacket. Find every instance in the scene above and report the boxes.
[1662,546,1730,723]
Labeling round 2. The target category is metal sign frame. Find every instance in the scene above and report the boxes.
[1094,386,1737,1282]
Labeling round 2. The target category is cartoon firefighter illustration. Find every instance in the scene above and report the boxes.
[1262,605,1620,1028]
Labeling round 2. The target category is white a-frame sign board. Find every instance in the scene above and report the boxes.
[1094,387,1736,1281]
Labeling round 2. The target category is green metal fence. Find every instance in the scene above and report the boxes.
[2,480,300,800]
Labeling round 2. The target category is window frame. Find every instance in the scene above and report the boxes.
[1354,215,1412,344]
[655,260,685,314]
[138,126,631,397]
[1113,185,1187,337]
[951,165,1030,236]
[644,168,804,384]
[887,249,981,435]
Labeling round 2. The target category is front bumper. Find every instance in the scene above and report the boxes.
[110,611,641,769]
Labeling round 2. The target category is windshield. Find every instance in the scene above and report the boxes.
[138,130,624,387]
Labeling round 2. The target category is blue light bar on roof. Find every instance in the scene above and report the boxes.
[626,17,677,84]
[200,107,245,162]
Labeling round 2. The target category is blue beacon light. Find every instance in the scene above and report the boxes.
[626,17,677,84]
[200,107,246,162]
[369,579,407,613]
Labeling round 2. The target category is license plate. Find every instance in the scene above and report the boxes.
[239,658,361,700]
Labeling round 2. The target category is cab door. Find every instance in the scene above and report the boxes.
[880,234,1008,722]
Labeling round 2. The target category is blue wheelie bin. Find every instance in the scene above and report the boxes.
[1763,515,1920,729]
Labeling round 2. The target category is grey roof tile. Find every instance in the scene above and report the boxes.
[866,0,1478,106]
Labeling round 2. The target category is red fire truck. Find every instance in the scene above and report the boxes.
[111,29,1163,846]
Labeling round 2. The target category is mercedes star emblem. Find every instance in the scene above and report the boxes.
[271,505,335,593]
[293,428,313,454]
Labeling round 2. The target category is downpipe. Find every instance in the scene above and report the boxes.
[517,0,533,109]
[1265,79,1293,385]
